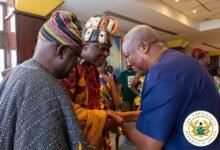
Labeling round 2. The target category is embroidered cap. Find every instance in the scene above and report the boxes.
[82,15,119,46]
[39,11,83,48]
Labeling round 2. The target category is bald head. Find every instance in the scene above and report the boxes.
[124,25,159,47]
[122,25,165,73]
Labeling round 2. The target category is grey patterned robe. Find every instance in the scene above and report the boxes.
[0,59,86,150]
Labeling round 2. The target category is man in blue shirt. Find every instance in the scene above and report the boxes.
[109,25,220,149]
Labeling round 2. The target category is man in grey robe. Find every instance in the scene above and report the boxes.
[0,11,86,150]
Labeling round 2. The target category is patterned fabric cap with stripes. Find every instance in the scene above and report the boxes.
[39,11,83,48]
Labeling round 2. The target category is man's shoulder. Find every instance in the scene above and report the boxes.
[163,49,197,67]
[14,65,62,91]
[150,50,203,80]
[78,62,99,75]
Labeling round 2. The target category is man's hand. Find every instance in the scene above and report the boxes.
[114,111,141,122]
[105,110,113,116]
[108,112,125,126]
[104,110,113,130]
[105,110,120,133]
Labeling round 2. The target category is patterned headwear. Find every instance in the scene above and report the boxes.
[82,15,119,46]
[192,48,207,60]
[39,11,83,48]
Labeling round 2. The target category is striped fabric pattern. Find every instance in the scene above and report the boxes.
[39,11,83,48]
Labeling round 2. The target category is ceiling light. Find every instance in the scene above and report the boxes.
[193,10,197,13]
[175,0,179,2]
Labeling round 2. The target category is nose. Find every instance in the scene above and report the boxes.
[126,59,132,66]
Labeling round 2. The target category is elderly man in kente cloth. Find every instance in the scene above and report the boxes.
[0,11,86,150]
[61,15,119,148]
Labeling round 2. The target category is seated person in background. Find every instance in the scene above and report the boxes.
[0,11,86,149]
[61,15,119,148]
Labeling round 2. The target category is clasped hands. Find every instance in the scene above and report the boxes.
[104,110,125,134]
[104,110,140,133]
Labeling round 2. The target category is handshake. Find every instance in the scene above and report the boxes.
[104,110,141,133]
[85,110,141,148]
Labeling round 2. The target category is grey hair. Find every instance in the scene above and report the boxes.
[124,25,159,46]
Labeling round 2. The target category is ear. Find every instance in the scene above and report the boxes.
[80,43,88,56]
[83,43,88,51]
[56,44,67,59]
[140,41,150,54]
